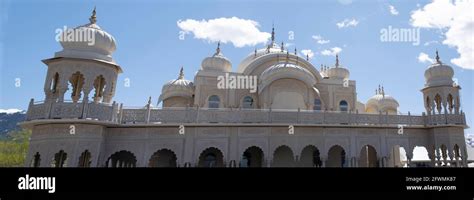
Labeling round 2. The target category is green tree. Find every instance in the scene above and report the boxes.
[0,129,31,167]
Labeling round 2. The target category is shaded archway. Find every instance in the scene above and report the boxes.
[359,145,378,167]
[240,146,264,167]
[78,150,92,167]
[327,145,346,167]
[68,71,85,102]
[272,145,295,167]
[388,145,406,167]
[93,75,107,103]
[198,147,224,167]
[148,149,177,167]
[52,150,67,168]
[31,152,41,168]
[106,150,137,168]
[300,145,322,167]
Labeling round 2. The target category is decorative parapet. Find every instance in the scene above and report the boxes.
[26,99,466,127]
[26,98,117,122]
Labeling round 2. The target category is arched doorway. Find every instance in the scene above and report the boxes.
[300,145,322,167]
[240,146,264,167]
[198,147,224,167]
[106,150,137,168]
[148,149,177,167]
[78,150,92,167]
[359,145,378,167]
[52,150,67,168]
[327,145,346,167]
[272,145,294,167]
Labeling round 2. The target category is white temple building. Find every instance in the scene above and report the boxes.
[22,9,469,168]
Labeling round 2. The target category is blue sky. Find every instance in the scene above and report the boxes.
[0,0,472,135]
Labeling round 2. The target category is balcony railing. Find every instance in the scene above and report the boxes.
[26,99,467,127]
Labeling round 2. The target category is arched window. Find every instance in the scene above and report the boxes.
[434,94,442,113]
[339,100,348,112]
[242,96,254,109]
[313,99,322,111]
[78,150,92,167]
[31,152,41,168]
[208,95,220,109]
[53,150,67,168]
[50,73,59,94]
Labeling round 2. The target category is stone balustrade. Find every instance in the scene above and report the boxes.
[26,99,466,126]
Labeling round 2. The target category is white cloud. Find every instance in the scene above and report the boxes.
[424,40,439,46]
[418,52,434,63]
[301,49,314,59]
[177,17,271,48]
[410,0,474,69]
[321,47,342,56]
[0,109,23,114]
[389,5,399,15]
[312,35,330,44]
[336,18,359,28]
[284,42,294,48]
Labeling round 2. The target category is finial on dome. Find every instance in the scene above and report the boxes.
[281,42,284,52]
[375,89,378,95]
[435,49,441,64]
[286,51,289,62]
[381,85,385,97]
[378,84,381,95]
[178,66,184,80]
[89,6,97,24]
[306,54,309,61]
[271,23,275,44]
[254,48,257,57]
[147,96,152,105]
[294,47,297,55]
[335,54,339,67]
[214,41,221,56]
[320,64,323,71]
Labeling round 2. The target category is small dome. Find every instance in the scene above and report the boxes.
[366,86,399,114]
[424,51,454,87]
[55,8,117,63]
[201,42,232,72]
[326,55,349,80]
[159,67,194,102]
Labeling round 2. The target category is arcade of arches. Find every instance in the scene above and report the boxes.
[31,142,466,168]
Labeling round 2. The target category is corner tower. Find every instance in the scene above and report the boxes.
[42,8,122,104]
[422,51,461,115]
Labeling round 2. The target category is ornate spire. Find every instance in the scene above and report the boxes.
[381,85,385,97]
[294,47,297,55]
[254,48,257,57]
[378,84,381,95]
[89,6,97,24]
[178,66,184,80]
[375,89,378,95]
[335,54,339,67]
[306,54,309,61]
[147,96,152,105]
[281,42,284,52]
[271,23,275,44]
[214,41,221,56]
[435,49,441,64]
[286,51,289,62]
